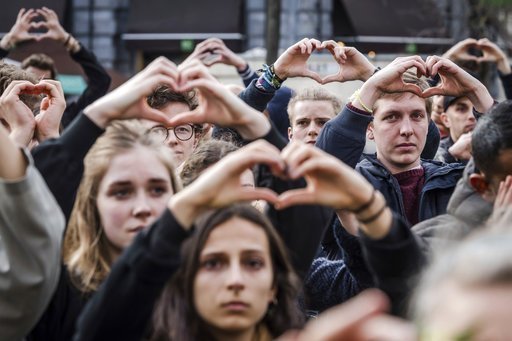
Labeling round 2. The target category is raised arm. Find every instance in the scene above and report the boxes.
[34,7,111,127]
[74,141,283,341]
[0,120,65,340]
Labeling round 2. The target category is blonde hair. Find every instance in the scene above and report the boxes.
[63,120,181,292]
[287,87,342,124]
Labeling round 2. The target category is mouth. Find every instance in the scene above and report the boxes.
[306,140,316,145]
[396,143,416,149]
[127,225,146,233]
[221,301,250,311]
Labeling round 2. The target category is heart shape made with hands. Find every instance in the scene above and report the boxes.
[303,46,345,84]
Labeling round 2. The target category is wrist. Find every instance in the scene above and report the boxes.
[467,83,494,113]
[83,103,111,129]
[168,192,204,229]
[235,112,271,140]
[0,33,14,50]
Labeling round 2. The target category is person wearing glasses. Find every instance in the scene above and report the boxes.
[146,86,204,166]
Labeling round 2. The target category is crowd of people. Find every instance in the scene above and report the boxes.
[1,6,512,341]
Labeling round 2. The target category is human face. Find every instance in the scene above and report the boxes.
[442,97,475,142]
[96,146,173,253]
[194,217,276,338]
[161,102,198,165]
[24,66,52,80]
[431,95,448,132]
[424,282,512,340]
[288,100,336,144]
[370,94,428,174]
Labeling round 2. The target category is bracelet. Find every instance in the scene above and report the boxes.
[351,88,373,113]
[258,64,284,90]
[357,203,387,225]
[63,34,71,47]
[352,189,376,214]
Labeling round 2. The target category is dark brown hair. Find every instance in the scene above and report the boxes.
[21,53,58,80]
[150,204,305,341]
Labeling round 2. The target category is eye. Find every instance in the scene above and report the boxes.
[175,126,191,134]
[383,114,398,121]
[110,188,132,199]
[149,185,168,197]
[296,120,308,127]
[411,111,425,120]
[317,119,329,127]
[244,257,264,270]
[201,257,224,271]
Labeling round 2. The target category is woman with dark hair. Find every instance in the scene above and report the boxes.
[151,203,303,341]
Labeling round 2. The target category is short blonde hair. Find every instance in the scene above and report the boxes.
[287,87,342,124]
[63,120,181,292]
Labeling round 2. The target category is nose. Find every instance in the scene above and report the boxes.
[400,117,413,137]
[226,263,245,293]
[132,193,152,219]
[307,122,320,136]
[165,130,178,147]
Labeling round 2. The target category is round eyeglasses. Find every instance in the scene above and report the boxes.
[147,124,195,142]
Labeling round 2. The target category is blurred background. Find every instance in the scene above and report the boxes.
[2,0,511,97]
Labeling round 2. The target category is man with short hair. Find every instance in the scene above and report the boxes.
[287,87,341,144]
[435,95,476,163]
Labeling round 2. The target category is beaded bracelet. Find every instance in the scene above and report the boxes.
[351,88,373,114]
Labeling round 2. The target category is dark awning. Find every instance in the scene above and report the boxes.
[123,0,245,53]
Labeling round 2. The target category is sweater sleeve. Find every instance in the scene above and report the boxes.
[73,209,190,341]
[31,113,105,222]
[316,104,372,169]
[360,213,426,316]
[61,43,111,128]
[0,153,65,341]
[499,70,512,100]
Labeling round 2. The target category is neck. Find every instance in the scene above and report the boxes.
[376,155,421,175]
[210,326,257,341]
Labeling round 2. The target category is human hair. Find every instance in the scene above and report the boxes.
[374,70,432,117]
[147,85,197,110]
[472,100,512,177]
[180,139,239,187]
[287,87,342,123]
[0,63,39,111]
[412,231,512,326]
[63,120,181,293]
[150,204,305,341]
[20,53,58,80]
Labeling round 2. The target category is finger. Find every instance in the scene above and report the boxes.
[35,80,64,99]
[3,80,37,97]
[421,85,444,98]
[237,187,279,205]
[304,39,314,54]
[138,102,174,125]
[276,188,315,209]
[297,289,389,341]
[321,72,341,84]
[402,83,425,97]
[303,70,323,84]
[17,8,26,21]
[167,107,206,126]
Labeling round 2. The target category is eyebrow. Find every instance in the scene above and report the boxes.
[200,248,266,257]
[107,178,170,187]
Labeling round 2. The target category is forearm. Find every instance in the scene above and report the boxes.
[0,158,65,340]
[316,104,370,168]
[0,126,28,179]
[466,82,494,114]
[74,209,190,341]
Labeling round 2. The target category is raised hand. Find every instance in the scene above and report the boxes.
[32,7,68,43]
[355,56,427,113]
[0,8,39,49]
[477,38,511,74]
[168,140,284,227]
[423,55,494,113]
[33,80,66,142]
[320,41,376,83]
[170,60,270,140]
[192,38,248,70]
[442,38,479,62]
[273,38,324,83]
[275,141,374,211]
[0,80,38,146]
[84,57,179,128]
[448,132,472,161]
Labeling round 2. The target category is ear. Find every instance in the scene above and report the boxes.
[441,113,451,128]
[367,122,374,140]
[288,126,293,141]
[469,173,490,196]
